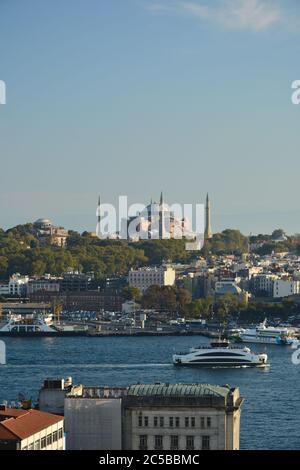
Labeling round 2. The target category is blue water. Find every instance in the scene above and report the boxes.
[0,336,299,450]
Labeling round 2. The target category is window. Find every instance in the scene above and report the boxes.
[186,436,194,450]
[52,431,58,442]
[200,417,205,429]
[139,435,148,450]
[154,435,163,450]
[169,417,174,427]
[207,417,211,428]
[35,440,40,450]
[138,414,143,427]
[144,416,149,427]
[154,416,158,427]
[159,417,164,427]
[47,434,52,446]
[58,428,63,439]
[191,417,195,427]
[28,443,34,451]
[175,417,180,428]
[185,417,189,428]
[170,435,179,450]
[202,435,210,450]
[41,437,46,449]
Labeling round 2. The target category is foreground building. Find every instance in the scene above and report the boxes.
[39,379,243,450]
[122,383,242,451]
[0,406,64,450]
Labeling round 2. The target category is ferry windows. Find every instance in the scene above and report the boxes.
[202,435,210,450]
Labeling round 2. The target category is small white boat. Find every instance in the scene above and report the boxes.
[173,339,268,368]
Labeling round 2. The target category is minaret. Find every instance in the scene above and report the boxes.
[205,193,212,239]
[97,195,101,226]
[159,192,164,239]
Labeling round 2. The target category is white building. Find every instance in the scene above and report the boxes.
[123,384,243,451]
[251,274,278,297]
[273,279,300,298]
[9,274,29,297]
[65,387,123,450]
[128,266,176,293]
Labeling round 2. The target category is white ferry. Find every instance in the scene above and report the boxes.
[0,313,88,336]
[0,313,57,335]
[173,340,268,367]
[238,320,297,345]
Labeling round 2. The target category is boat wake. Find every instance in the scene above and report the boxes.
[3,363,172,369]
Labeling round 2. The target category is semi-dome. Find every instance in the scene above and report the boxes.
[34,218,53,228]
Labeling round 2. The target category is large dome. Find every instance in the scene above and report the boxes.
[34,218,53,228]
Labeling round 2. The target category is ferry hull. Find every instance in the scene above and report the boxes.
[240,336,293,345]
[173,361,267,367]
[0,330,88,337]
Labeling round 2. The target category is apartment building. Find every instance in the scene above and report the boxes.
[128,266,176,293]
[273,279,300,298]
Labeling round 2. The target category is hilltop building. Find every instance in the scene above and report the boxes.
[97,194,196,241]
[33,218,68,247]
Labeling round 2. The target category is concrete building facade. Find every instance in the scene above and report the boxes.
[39,379,243,451]
[122,384,242,451]
[273,279,300,298]
[128,266,176,293]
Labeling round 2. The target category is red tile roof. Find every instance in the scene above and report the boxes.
[0,408,63,441]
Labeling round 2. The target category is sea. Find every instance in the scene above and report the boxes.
[0,335,299,450]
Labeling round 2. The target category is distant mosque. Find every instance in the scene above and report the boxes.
[97,193,213,242]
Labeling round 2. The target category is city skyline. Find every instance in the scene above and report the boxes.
[1,1,300,234]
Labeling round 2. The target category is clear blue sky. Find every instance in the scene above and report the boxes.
[1,0,300,235]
